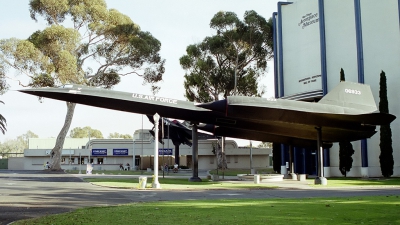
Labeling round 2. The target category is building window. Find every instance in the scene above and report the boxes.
[226,155,230,163]
[61,158,66,164]
[135,156,140,166]
[98,158,104,164]
[234,155,238,163]
[210,156,214,164]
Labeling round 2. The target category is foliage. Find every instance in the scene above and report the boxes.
[257,142,272,148]
[340,68,345,82]
[379,70,393,177]
[180,11,273,102]
[108,132,132,139]
[272,143,281,173]
[338,141,354,176]
[0,130,38,156]
[70,126,103,139]
[179,11,272,170]
[337,68,354,176]
[0,0,165,170]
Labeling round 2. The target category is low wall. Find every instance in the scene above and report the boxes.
[8,157,24,170]
[237,174,284,182]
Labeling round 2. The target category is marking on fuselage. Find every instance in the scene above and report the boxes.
[344,89,361,95]
[132,93,178,104]
[69,90,81,94]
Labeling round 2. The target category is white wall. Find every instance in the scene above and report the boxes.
[324,0,358,86]
[361,0,400,177]
[8,157,24,170]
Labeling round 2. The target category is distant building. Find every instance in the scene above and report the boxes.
[9,129,272,171]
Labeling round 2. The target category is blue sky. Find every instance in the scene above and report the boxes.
[0,0,280,145]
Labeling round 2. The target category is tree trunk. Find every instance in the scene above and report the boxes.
[216,137,227,169]
[49,102,76,171]
[217,150,227,169]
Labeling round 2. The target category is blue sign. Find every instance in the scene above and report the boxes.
[113,149,128,156]
[92,149,107,156]
[158,148,173,155]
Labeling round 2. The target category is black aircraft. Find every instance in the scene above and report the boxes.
[19,81,396,183]
[19,81,395,147]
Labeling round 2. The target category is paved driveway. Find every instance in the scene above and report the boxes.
[1,170,399,224]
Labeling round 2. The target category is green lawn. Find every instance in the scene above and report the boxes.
[85,177,278,190]
[13,196,400,225]
[311,177,400,187]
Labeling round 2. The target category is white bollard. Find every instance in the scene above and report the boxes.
[254,174,260,184]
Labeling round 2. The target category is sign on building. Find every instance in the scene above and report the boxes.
[113,149,128,156]
[92,149,107,156]
[158,148,173,155]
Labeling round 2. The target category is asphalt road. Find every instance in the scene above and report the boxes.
[1,170,399,224]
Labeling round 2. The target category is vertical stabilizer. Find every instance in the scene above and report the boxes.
[318,82,377,113]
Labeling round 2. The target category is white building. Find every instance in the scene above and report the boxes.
[273,0,400,177]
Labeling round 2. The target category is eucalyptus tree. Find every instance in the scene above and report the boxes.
[180,10,273,102]
[0,0,165,170]
[180,10,273,168]
[0,100,6,135]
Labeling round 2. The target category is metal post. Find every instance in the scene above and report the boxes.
[167,121,170,168]
[221,137,225,179]
[189,123,201,182]
[250,140,253,174]
[162,117,165,178]
[315,127,327,185]
[88,131,91,165]
[141,115,143,173]
[132,136,135,171]
[152,113,161,188]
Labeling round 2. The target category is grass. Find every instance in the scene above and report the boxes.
[84,177,278,190]
[13,196,400,225]
[311,177,400,187]
[85,177,400,190]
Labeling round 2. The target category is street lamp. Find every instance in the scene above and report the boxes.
[132,135,135,171]
[152,113,161,189]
